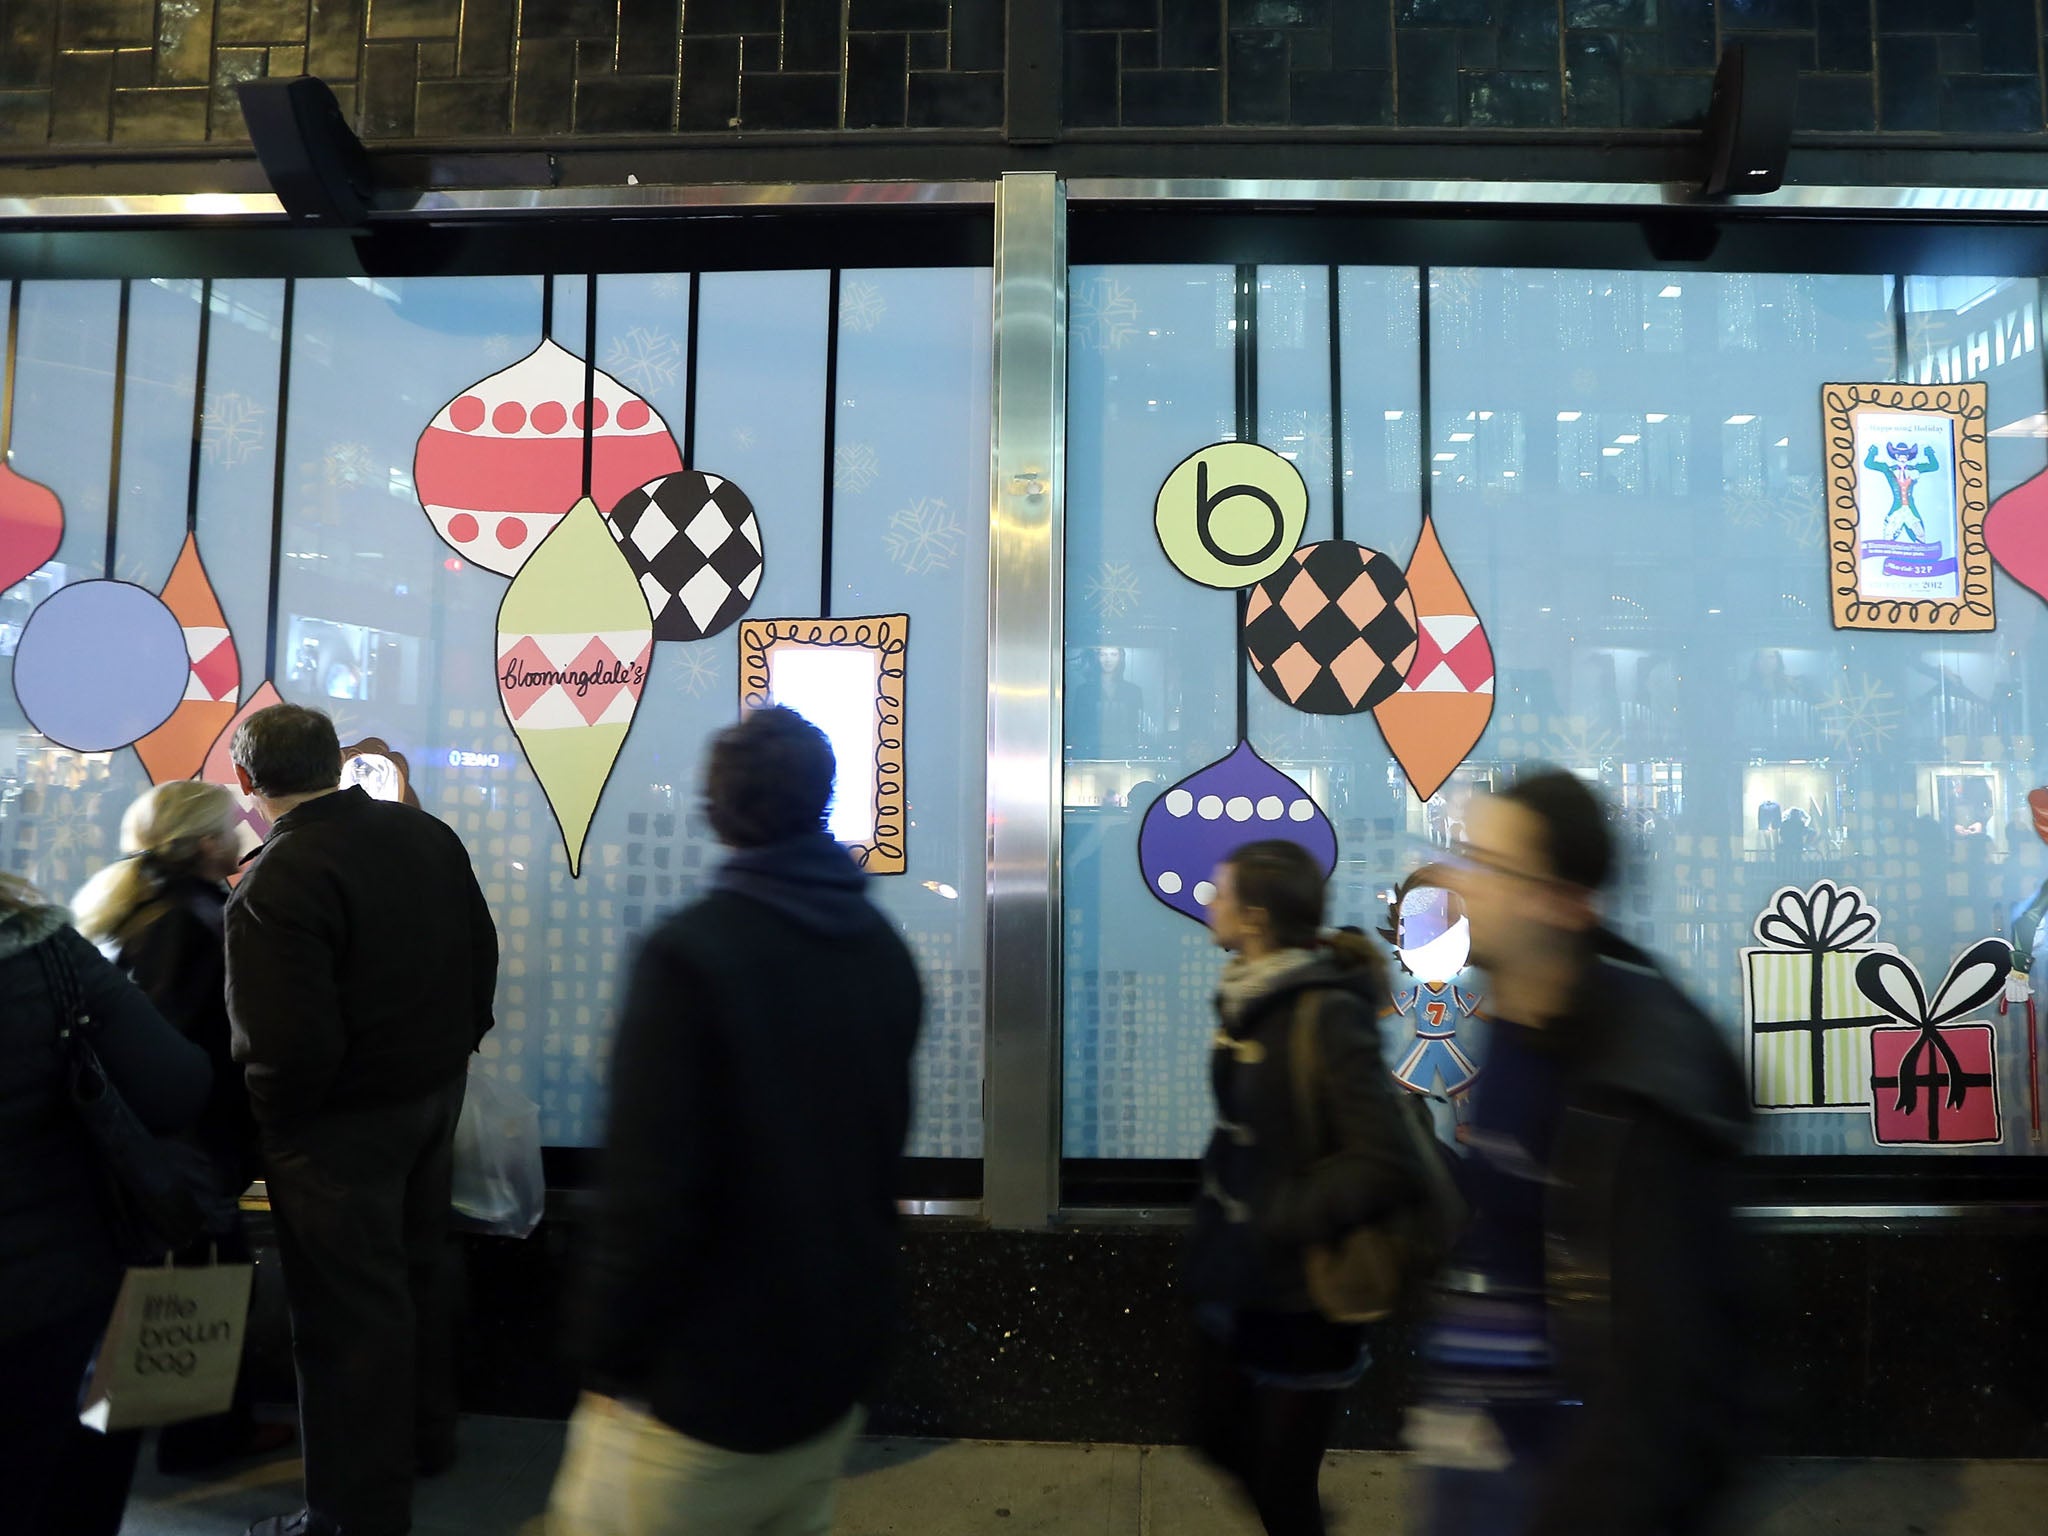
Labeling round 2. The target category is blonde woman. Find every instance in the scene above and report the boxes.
[75,782,292,1473]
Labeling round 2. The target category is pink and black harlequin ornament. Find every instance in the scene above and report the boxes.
[1243,540,1419,716]
[1138,741,1338,926]
[607,471,764,641]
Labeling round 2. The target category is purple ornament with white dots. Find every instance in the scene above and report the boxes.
[1138,740,1339,925]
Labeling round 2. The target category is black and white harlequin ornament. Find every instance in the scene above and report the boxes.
[606,471,764,642]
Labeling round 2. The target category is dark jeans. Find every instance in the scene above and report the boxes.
[264,1079,466,1536]
[0,1291,144,1536]
[1190,1327,1344,1536]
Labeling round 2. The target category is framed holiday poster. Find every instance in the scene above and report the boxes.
[1823,382,1993,631]
[738,615,909,875]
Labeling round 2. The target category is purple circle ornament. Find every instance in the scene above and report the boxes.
[14,580,190,752]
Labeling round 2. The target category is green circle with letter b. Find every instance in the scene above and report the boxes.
[1155,441,1310,590]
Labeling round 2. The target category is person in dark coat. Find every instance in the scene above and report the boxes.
[0,871,212,1535]
[74,779,295,1474]
[1183,839,1422,1536]
[551,706,924,1536]
[224,704,499,1536]
[1412,769,1749,1536]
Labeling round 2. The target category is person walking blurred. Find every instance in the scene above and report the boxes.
[1412,769,1749,1536]
[74,781,295,1475]
[550,706,923,1536]
[225,704,499,1536]
[1182,839,1424,1536]
[0,870,211,1535]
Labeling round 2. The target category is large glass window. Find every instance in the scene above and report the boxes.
[1064,263,2048,1161]
[0,266,991,1157]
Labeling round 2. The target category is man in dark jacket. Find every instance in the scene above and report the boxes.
[224,704,498,1536]
[550,706,922,1536]
[1415,769,1749,1536]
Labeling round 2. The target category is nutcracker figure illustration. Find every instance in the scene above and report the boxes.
[1379,868,1483,1101]
[1864,439,1939,543]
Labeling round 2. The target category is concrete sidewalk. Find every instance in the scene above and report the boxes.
[122,1417,2048,1534]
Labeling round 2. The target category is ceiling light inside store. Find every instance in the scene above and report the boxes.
[1557,411,1582,422]
[1646,413,1669,423]
[1616,434,1640,444]
[1385,410,1405,420]
[1450,432,1474,442]
[1478,411,1494,419]
[1726,414,1757,425]
[1776,437,1790,446]
[1660,285,1683,298]
[1991,412,2048,437]
[1433,452,1458,461]
[1602,447,1624,456]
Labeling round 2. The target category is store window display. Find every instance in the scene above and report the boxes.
[1064,264,2048,1161]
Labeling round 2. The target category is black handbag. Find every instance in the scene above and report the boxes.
[41,931,233,1263]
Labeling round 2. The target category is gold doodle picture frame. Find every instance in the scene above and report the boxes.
[1823,381,1993,632]
[738,614,909,875]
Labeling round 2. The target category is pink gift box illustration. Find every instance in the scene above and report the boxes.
[1858,938,2013,1148]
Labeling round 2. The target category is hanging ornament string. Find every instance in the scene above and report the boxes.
[683,270,701,468]
[1327,264,1345,545]
[262,279,297,678]
[1418,266,1434,531]
[103,281,131,575]
[1893,274,1910,385]
[184,278,215,538]
[1234,263,1259,741]
[1,280,16,471]
[820,269,842,620]
[582,270,598,502]
[541,273,556,351]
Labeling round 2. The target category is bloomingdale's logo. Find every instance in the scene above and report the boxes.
[500,654,648,698]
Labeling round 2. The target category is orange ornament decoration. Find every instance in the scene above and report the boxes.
[134,532,240,784]
[1372,516,1495,803]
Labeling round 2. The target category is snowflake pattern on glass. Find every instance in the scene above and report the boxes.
[1083,561,1140,619]
[673,649,718,698]
[1819,674,1902,755]
[324,441,375,488]
[201,390,267,467]
[885,497,966,576]
[840,280,887,334]
[835,442,881,494]
[604,326,683,393]
[1072,276,1140,351]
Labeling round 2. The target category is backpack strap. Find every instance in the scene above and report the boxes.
[1289,988,1328,1167]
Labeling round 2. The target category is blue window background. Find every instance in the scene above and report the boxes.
[0,269,991,1157]
[1064,264,2048,1160]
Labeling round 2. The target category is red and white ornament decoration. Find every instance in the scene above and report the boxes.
[413,338,683,577]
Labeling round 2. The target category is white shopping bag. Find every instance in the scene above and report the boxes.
[450,1062,545,1239]
[79,1258,254,1432]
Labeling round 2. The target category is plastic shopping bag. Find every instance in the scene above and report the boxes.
[79,1257,254,1432]
[450,1062,545,1239]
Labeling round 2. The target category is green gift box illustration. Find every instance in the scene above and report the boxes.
[1744,881,1897,1112]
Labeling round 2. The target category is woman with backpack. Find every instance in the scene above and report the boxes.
[1183,839,1432,1536]
[0,867,211,1533]
[75,781,294,1474]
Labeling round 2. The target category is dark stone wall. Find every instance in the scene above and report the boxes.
[231,1217,2048,1457]
[0,0,2043,152]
